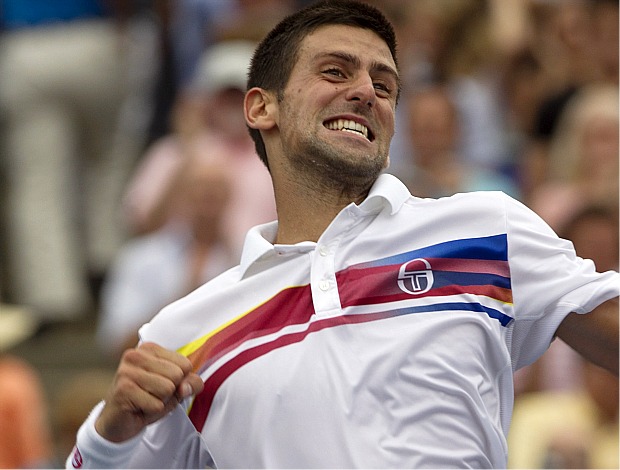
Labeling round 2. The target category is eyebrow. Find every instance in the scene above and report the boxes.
[317,51,400,85]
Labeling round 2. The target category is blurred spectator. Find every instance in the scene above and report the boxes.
[0,1,154,320]
[383,0,496,173]
[143,0,297,147]
[0,304,54,468]
[97,154,237,360]
[590,0,619,85]
[387,0,619,203]
[157,0,237,90]
[383,0,521,182]
[52,369,114,466]
[508,357,619,469]
[143,0,238,145]
[215,0,297,43]
[395,84,520,199]
[498,47,548,200]
[564,205,619,274]
[431,0,513,178]
[527,84,619,231]
[512,0,619,204]
[529,0,618,89]
[122,40,276,257]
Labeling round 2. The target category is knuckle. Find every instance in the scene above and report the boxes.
[169,365,185,384]
[190,372,203,386]
[162,379,177,397]
[121,347,144,365]
[113,373,133,393]
[179,357,194,374]
[146,398,166,415]
[140,341,157,351]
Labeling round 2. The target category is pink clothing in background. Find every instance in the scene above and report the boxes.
[123,132,276,258]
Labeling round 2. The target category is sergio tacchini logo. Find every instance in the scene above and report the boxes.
[397,258,434,295]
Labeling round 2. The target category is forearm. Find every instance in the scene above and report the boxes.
[556,297,619,375]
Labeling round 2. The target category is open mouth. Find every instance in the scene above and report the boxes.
[324,118,374,142]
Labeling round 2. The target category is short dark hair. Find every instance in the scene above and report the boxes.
[247,0,399,168]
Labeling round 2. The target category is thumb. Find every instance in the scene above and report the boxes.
[178,373,204,399]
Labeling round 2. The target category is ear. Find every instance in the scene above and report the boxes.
[244,87,277,131]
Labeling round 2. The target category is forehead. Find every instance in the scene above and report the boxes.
[297,24,396,70]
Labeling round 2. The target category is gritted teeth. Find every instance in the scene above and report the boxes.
[324,118,373,141]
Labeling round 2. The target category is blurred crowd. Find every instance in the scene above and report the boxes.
[0,0,617,467]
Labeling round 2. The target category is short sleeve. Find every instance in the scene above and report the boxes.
[501,194,620,369]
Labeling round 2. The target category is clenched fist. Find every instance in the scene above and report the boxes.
[95,342,204,443]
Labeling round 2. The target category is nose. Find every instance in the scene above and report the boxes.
[346,74,375,108]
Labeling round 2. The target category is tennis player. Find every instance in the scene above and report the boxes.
[67,1,619,468]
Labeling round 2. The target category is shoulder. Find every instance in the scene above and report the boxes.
[138,264,243,350]
[399,190,515,223]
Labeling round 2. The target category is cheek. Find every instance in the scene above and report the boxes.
[381,110,396,140]
[381,102,396,128]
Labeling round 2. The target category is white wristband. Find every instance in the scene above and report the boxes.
[65,401,145,469]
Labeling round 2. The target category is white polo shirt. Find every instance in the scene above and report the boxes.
[69,174,619,469]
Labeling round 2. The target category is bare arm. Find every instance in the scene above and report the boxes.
[95,342,204,443]
[556,297,619,375]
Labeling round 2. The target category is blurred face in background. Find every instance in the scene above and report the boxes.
[407,87,458,165]
[206,87,249,142]
[568,211,619,273]
[171,86,249,143]
[579,114,619,179]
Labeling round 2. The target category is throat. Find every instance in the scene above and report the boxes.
[273,175,369,245]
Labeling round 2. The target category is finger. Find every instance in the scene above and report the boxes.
[123,345,190,389]
[140,342,195,375]
[114,357,179,408]
[139,370,179,403]
[177,372,204,399]
[110,374,174,421]
[121,345,202,404]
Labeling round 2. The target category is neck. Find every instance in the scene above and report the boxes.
[271,164,373,245]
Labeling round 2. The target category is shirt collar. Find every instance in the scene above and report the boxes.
[238,173,411,277]
[358,172,410,216]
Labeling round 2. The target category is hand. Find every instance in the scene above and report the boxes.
[95,342,204,443]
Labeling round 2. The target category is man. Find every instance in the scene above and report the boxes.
[67,1,619,468]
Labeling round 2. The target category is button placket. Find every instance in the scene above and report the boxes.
[310,241,341,315]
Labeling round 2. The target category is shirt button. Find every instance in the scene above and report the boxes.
[319,280,330,291]
[318,245,329,256]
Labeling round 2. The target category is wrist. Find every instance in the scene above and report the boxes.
[95,403,144,443]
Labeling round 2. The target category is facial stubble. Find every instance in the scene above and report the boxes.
[279,100,389,198]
